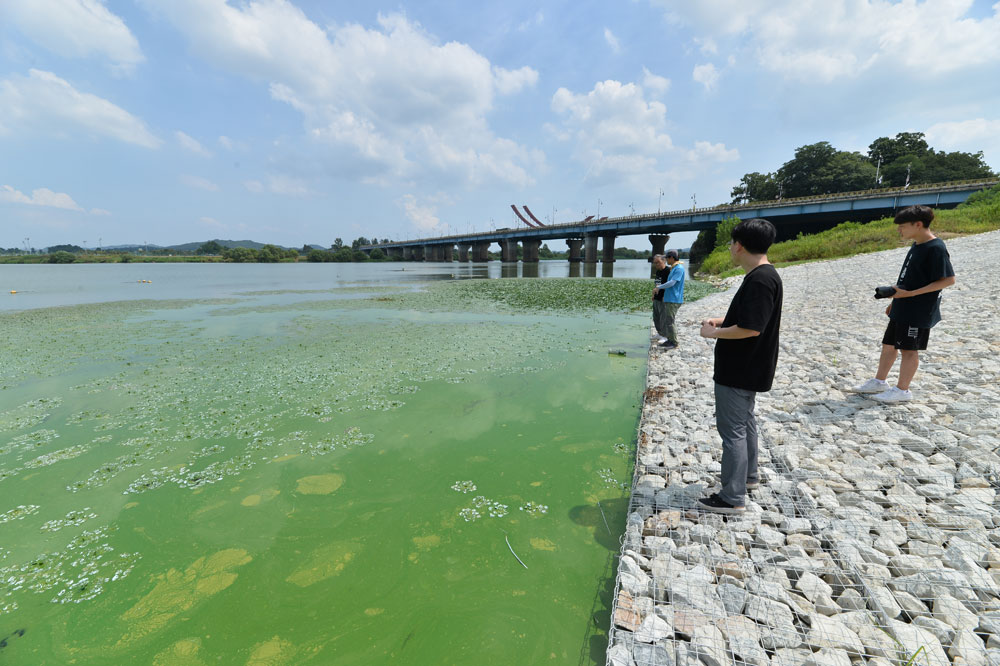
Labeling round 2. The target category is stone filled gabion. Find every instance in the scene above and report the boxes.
[607,230,1000,666]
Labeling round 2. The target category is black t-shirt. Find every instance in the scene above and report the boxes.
[713,264,783,392]
[653,267,670,302]
[889,237,955,328]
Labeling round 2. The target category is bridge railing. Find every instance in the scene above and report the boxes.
[368,177,998,247]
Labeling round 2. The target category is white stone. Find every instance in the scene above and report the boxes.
[634,613,672,644]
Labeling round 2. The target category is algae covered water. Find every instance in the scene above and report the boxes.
[0,264,649,665]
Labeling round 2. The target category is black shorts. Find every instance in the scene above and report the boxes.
[882,321,929,351]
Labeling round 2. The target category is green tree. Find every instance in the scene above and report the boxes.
[369,248,385,261]
[197,240,224,255]
[776,141,838,198]
[48,251,76,264]
[730,172,779,203]
[222,247,257,262]
[331,238,344,250]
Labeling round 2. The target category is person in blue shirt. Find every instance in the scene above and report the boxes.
[651,249,686,350]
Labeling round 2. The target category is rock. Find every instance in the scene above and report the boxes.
[889,618,951,666]
[805,613,864,656]
[607,643,635,666]
[803,647,851,666]
[912,615,955,645]
[690,622,727,666]
[948,629,988,666]
[836,588,867,612]
[634,613,672,643]
[613,589,642,631]
[632,642,674,666]
[745,595,794,628]
[795,571,833,602]
[718,582,747,615]
[716,616,767,666]
[934,594,979,631]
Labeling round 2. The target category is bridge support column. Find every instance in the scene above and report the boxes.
[412,246,425,261]
[501,239,519,262]
[424,244,437,261]
[566,238,583,263]
[388,247,404,260]
[457,244,470,262]
[584,236,599,263]
[648,234,669,260]
[522,239,541,263]
[472,242,491,262]
[601,235,616,263]
[440,244,454,262]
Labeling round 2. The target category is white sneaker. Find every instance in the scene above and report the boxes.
[655,336,667,344]
[872,386,912,403]
[852,378,889,394]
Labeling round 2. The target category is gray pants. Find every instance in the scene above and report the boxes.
[653,301,680,343]
[715,383,759,506]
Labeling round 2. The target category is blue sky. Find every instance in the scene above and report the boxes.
[2,0,999,251]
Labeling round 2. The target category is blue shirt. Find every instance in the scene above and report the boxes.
[661,263,686,303]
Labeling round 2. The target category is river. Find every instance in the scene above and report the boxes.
[0,261,649,665]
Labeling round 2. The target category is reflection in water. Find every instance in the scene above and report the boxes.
[500,263,518,278]
[601,263,615,278]
[522,263,539,278]
[568,262,582,278]
[583,263,598,278]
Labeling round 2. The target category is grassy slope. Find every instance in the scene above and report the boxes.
[699,184,1000,277]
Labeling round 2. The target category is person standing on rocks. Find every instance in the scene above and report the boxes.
[651,250,686,350]
[853,205,956,403]
[697,218,783,514]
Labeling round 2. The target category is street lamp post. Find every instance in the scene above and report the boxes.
[658,188,663,214]
[691,194,696,211]
[597,198,602,218]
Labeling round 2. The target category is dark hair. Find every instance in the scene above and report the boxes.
[665,249,679,259]
[731,218,776,254]
[894,205,934,228]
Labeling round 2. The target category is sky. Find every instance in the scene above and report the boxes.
[2,0,999,252]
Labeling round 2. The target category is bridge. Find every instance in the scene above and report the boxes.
[361,179,998,262]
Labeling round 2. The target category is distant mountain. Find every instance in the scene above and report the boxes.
[166,239,295,252]
[102,244,164,251]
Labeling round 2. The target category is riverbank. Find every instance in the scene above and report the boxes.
[608,229,1000,665]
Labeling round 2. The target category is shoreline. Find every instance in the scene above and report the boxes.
[607,229,1000,665]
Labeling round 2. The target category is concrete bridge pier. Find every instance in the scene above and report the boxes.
[566,238,583,262]
[568,262,582,278]
[648,234,669,259]
[440,244,455,261]
[601,235,616,263]
[584,236,599,264]
[501,239,519,262]
[412,246,425,261]
[388,247,404,260]
[457,244,471,262]
[522,239,541,263]
[472,241,491,262]
[423,244,436,261]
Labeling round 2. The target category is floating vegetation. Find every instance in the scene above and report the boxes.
[0,526,139,607]
[458,508,480,522]
[471,495,509,518]
[0,505,40,524]
[23,444,87,469]
[451,480,477,493]
[40,508,98,532]
[597,467,628,489]
[0,398,62,433]
[519,501,549,516]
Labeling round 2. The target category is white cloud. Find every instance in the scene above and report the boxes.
[925,118,1000,150]
[551,79,738,189]
[687,141,739,163]
[139,3,540,187]
[180,174,220,191]
[517,12,545,31]
[642,67,671,96]
[400,194,440,231]
[1,184,83,211]
[200,216,223,228]
[175,130,212,157]
[89,208,111,215]
[692,63,719,91]
[493,65,539,95]
[241,175,310,196]
[0,0,144,74]
[0,69,160,148]
[659,1,1000,83]
[604,28,621,54]
[218,135,234,150]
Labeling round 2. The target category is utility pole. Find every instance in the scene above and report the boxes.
[658,188,663,214]
[597,198,602,218]
[874,155,882,188]
[691,194,696,211]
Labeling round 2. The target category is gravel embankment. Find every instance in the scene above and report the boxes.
[608,230,1000,666]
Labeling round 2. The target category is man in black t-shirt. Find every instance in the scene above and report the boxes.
[852,205,955,403]
[697,218,783,514]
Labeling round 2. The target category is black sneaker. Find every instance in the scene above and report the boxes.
[658,341,677,350]
[698,493,745,514]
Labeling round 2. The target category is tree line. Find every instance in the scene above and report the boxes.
[730,132,994,203]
